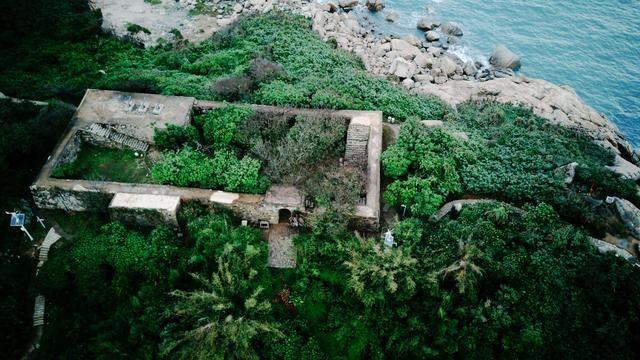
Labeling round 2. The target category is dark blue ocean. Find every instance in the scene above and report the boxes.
[358,0,640,146]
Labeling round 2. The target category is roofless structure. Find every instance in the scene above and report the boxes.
[31,90,382,230]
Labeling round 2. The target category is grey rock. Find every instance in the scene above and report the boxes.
[402,34,422,47]
[389,57,417,79]
[414,53,434,68]
[417,18,439,31]
[556,162,578,184]
[490,44,522,69]
[425,30,439,42]
[494,68,515,78]
[402,78,415,89]
[434,56,458,76]
[463,61,477,76]
[440,22,463,36]
[414,74,434,83]
[608,197,640,238]
[385,11,399,22]
[434,76,448,84]
[366,0,385,11]
[390,39,421,59]
[339,0,359,10]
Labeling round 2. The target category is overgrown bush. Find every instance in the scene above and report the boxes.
[211,75,253,101]
[151,147,269,193]
[250,115,348,182]
[153,124,200,151]
[382,118,463,217]
[197,105,254,150]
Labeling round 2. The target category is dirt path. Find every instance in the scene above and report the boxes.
[267,223,297,268]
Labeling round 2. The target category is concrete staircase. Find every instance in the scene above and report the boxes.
[87,123,149,152]
[344,123,370,169]
[32,228,62,327]
[33,296,45,326]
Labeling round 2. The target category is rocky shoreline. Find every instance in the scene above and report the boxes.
[95,0,637,163]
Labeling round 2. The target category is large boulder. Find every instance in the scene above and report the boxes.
[440,22,463,36]
[390,39,421,59]
[389,57,417,79]
[339,0,359,10]
[402,34,422,47]
[490,44,522,70]
[463,61,477,76]
[607,197,640,238]
[417,18,439,31]
[414,53,434,68]
[425,31,439,42]
[366,0,385,11]
[433,56,458,76]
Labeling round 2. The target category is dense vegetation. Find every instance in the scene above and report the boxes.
[34,201,640,359]
[383,102,639,237]
[0,0,446,120]
[1,0,639,359]
[152,105,351,194]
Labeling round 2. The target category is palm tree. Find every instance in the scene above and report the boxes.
[161,247,282,360]
[439,235,484,294]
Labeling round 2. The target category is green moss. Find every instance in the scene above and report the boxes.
[52,144,155,183]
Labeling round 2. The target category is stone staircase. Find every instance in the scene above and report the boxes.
[344,123,370,169]
[33,296,45,326]
[32,228,62,327]
[87,123,149,152]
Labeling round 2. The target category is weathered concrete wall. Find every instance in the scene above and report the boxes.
[109,193,180,228]
[54,132,82,167]
[109,208,177,229]
[31,183,113,212]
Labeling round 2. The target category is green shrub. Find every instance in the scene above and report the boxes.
[381,118,463,216]
[152,147,215,188]
[198,105,254,150]
[153,124,200,150]
[151,147,268,193]
[250,115,348,182]
[126,23,151,35]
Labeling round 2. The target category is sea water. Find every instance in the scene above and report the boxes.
[357,0,640,146]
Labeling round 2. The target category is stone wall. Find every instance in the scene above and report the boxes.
[109,207,178,229]
[81,129,119,149]
[30,183,114,212]
[54,131,82,168]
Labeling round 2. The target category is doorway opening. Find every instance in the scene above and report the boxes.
[278,209,292,224]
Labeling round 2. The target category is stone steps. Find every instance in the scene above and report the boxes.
[344,123,370,169]
[86,123,149,152]
[33,229,62,327]
[33,295,45,326]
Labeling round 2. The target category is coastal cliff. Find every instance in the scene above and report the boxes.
[94,0,636,161]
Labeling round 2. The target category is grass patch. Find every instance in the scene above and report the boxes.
[52,144,155,183]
